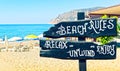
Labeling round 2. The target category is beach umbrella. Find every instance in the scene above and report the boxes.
[8,37,23,41]
[0,38,3,42]
[24,34,38,40]
[4,35,9,50]
[38,34,43,38]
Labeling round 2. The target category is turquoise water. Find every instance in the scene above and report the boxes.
[0,24,53,39]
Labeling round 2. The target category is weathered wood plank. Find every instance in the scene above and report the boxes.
[43,18,117,38]
[40,41,116,59]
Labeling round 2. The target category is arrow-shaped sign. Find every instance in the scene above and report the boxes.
[43,18,117,38]
[40,40,116,59]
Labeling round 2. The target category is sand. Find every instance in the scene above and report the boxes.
[0,47,120,71]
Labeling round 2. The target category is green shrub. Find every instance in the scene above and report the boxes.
[96,15,118,44]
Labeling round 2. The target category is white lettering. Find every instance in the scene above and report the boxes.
[72,26,77,34]
[45,41,51,48]
[99,20,105,31]
[56,25,66,35]
[67,26,71,34]
[44,40,68,49]
[108,20,114,29]
[56,19,115,35]
[68,49,95,57]
[103,20,107,29]
[97,44,115,56]
[89,20,100,34]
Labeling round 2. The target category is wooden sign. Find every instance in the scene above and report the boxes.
[40,40,116,59]
[39,12,117,71]
[43,18,117,38]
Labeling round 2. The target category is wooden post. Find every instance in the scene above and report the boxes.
[79,59,86,71]
[78,12,86,71]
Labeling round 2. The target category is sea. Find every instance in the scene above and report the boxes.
[0,24,53,39]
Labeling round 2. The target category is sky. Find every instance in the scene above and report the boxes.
[0,0,120,24]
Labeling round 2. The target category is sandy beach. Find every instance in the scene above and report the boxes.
[0,40,39,52]
[0,41,120,71]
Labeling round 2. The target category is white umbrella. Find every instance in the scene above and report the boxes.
[8,37,23,41]
[38,34,43,38]
[0,38,3,42]
[4,35,9,50]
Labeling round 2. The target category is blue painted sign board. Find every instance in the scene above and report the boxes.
[40,40,116,59]
[43,18,117,38]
